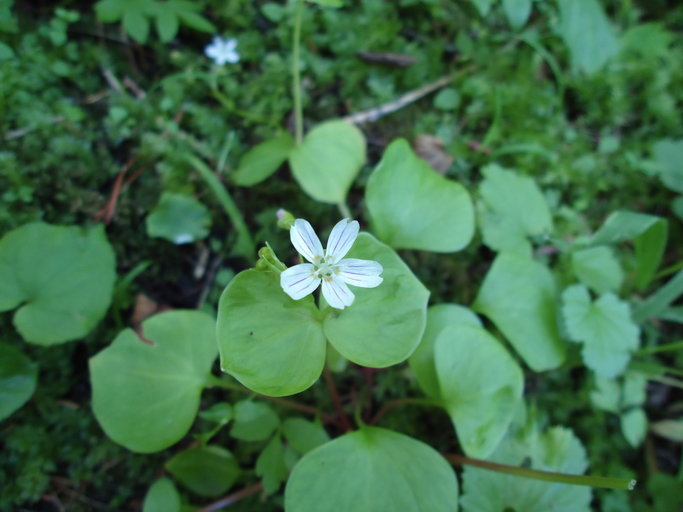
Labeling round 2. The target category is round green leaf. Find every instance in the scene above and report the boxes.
[89,310,217,452]
[217,269,326,396]
[409,304,481,398]
[232,133,295,187]
[283,417,330,455]
[323,233,429,367]
[366,139,474,252]
[288,120,366,204]
[285,427,458,512]
[0,222,116,345]
[434,88,461,110]
[435,324,524,458]
[142,478,181,512]
[621,408,647,448]
[0,343,37,421]
[474,253,566,371]
[166,445,240,497]
[230,400,280,442]
[146,192,211,244]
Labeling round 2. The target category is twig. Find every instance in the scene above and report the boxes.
[342,73,456,124]
[123,76,146,99]
[194,482,263,512]
[100,67,123,93]
[4,116,65,141]
[324,367,352,431]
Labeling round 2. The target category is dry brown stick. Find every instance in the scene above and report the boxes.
[342,73,454,124]
[194,482,263,512]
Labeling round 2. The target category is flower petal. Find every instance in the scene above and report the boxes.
[325,218,359,263]
[337,258,384,288]
[290,219,324,263]
[280,263,320,300]
[321,276,355,309]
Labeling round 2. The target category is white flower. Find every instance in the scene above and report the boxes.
[280,218,383,310]
[204,36,240,65]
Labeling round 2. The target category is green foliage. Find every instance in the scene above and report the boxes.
[474,253,566,371]
[409,304,482,399]
[218,233,428,396]
[556,0,619,74]
[477,165,553,256]
[460,423,592,511]
[143,478,181,512]
[652,138,683,193]
[282,418,330,455]
[0,343,37,420]
[0,223,116,345]
[589,210,667,289]
[217,269,327,397]
[562,285,640,378]
[366,139,474,252]
[571,246,623,294]
[436,324,523,458]
[232,133,295,187]
[94,0,215,43]
[146,192,211,244]
[289,121,366,204]
[285,427,459,512]
[89,310,217,452]
[230,401,280,442]
[165,446,240,497]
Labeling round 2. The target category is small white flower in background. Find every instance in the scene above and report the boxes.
[281,218,383,310]
[204,36,240,65]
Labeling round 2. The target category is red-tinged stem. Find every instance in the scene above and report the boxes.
[369,397,440,426]
[324,367,353,431]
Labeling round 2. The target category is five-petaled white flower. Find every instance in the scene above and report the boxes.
[280,218,383,310]
[204,36,240,65]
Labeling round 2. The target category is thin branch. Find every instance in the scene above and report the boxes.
[342,71,470,124]
[369,397,439,425]
[324,367,352,431]
[194,482,263,512]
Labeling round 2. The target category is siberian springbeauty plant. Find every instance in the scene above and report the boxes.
[5,0,683,510]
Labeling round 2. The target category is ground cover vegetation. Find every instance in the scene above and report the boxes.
[1,0,682,510]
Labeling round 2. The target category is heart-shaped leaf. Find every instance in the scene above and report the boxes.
[435,324,523,458]
[289,120,365,204]
[323,233,429,367]
[366,139,474,252]
[89,310,217,452]
[285,427,459,511]
[409,304,481,398]
[217,269,327,396]
[232,132,295,187]
[0,222,116,345]
[474,253,566,371]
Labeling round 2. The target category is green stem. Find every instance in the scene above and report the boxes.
[185,154,255,263]
[337,202,352,219]
[635,339,683,355]
[444,453,636,491]
[292,0,304,145]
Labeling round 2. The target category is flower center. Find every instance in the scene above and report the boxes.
[313,257,339,280]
